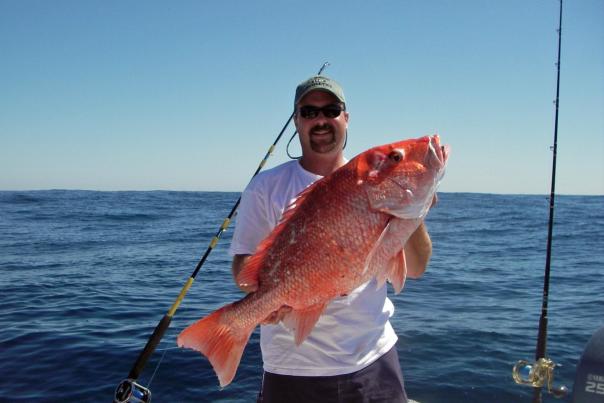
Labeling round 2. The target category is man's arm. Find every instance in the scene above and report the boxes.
[404,222,432,278]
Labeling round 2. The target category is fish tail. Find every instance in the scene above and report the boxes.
[177,304,253,387]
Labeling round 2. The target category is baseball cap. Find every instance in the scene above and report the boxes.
[294,75,346,107]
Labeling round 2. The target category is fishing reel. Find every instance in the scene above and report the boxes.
[114,379,152,403]
[513,357,568,398]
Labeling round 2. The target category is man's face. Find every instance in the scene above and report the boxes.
[294,90,349,157]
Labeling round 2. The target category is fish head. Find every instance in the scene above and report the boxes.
[355,135,449,219]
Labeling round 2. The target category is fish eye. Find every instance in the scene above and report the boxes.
[388,150,403,162]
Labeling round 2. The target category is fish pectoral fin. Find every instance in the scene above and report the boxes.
[363,220,392,276]
[376,269,388,290]
[387,249,407,294]
[236,254,262,290]
[283,303,327,346]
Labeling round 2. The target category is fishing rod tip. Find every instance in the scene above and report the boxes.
[318,62,330,75]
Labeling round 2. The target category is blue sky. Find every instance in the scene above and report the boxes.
[1,0,602,195]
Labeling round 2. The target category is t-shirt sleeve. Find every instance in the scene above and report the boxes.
[229,186,274,256]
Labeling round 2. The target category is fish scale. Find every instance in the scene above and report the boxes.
[261,175,386,303]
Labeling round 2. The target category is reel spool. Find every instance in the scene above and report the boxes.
[114,379,151,403]
[513,357,568,398]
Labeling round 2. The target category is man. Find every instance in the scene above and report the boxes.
[229,75,432,402]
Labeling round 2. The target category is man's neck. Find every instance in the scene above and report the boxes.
[299,154,346,177]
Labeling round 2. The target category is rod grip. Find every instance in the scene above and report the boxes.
[127,314,173,380]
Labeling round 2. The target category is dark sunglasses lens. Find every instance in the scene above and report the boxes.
[322,105,342,118]
[299,105,342,119]
[300,106,319,119]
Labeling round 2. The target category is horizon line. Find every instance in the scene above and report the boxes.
[1,188,602,197]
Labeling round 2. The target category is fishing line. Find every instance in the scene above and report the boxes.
[286,130,300,159]
[113,62,331,403]
[145,347,174,389]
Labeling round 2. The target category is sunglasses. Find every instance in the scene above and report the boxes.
[298,104,344,119]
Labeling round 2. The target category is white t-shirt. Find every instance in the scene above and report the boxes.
[229,159,398,376]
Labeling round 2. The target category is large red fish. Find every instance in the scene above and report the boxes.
[177,135,449,387]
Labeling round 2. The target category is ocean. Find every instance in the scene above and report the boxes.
[1,190,602,402]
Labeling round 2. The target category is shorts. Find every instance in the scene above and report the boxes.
[257,346,408,403]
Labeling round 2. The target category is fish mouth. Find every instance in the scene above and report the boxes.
[385,135,449,206]
[427,135,449,169]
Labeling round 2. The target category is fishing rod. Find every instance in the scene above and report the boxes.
[512,1,567,401]
[113,62,331,403]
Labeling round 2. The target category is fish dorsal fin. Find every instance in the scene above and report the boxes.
[371,218,411,293]
[282,302,327,345]
[236,178,323,290]
[279,178,321,225]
